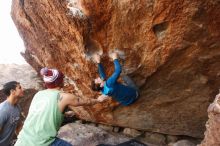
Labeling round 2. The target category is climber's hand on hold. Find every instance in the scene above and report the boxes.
[93,54,101,63]
[109,52,118,61]
[64,110,75,117]
[208,102,220,114]
[97,94,109,102]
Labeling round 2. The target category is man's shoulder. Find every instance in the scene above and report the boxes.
[0,101,20,113]
[58,92,75,107]
[59,92,74,100]
[0,102,10,119]
[59,92,68,96]
[0,101,9,109]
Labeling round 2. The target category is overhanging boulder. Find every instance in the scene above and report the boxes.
[11,0,220,138]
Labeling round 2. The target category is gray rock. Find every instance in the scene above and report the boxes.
[169,140,196,146]
[0,64,42,90]
[123,128,142,137]
[57,123,130,146]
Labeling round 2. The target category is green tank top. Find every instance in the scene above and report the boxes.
[15,89,64,146]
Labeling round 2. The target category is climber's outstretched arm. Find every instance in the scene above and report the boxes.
[98,63,106,80]
[106,59,121,86]
[93,54,106,80]
[106,52,121,86]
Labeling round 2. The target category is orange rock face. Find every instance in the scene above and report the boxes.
[11,0,220,138]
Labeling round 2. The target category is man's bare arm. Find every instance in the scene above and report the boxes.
[0,117,5,134]
[64,93,99,107]
[71,94,109,106]
[58,93,108,113]
[71,96,99,106]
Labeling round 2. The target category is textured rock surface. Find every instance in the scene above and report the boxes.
[11,0,220,137]
[57,123,130,146]
[198,94,220,146]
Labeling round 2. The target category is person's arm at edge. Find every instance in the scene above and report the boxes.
[0,113,7,134]
[93,54,106,80]
[98,63,107,80]
[15,120,23,136]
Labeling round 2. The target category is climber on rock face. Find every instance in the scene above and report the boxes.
[91,51,139,106]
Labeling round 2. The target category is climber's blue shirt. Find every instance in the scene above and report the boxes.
[98,59,138,106]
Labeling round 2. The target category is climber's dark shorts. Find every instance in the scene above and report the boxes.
[51,137,73,146]
[135,91,139,101]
